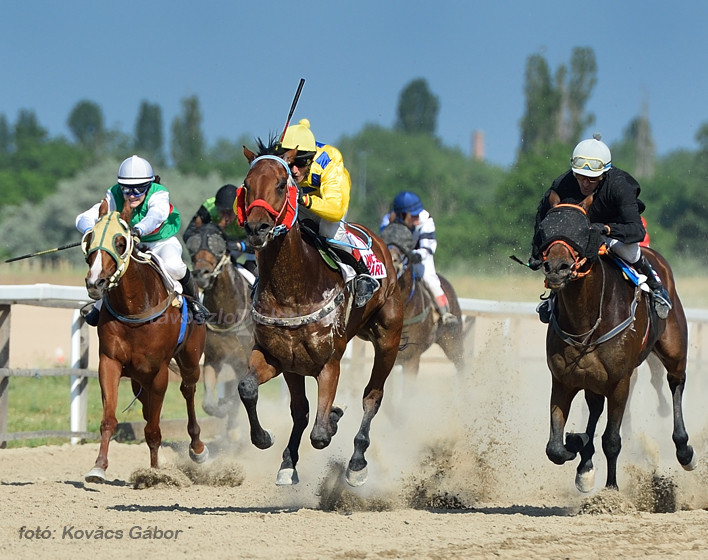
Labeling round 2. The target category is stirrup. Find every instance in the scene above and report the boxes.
[354,275,380,307]
[81,303,100,327]
[441,312,459,327]
[652,288,672,319]
[536,299,552,324]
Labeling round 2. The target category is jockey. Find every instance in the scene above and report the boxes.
[276,118,379,307]
[530,135,672,322]
[183,183,257,275]
[390,191,458,327]
[76,155,205,326]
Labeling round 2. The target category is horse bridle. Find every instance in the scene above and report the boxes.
[81,212,134,289]
[240,155,299,240]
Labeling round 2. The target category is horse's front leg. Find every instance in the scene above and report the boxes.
[546,379,580,465]
[602,377,631,489]
[311,360,342,450]
[574,391,604,492]
[276,371,309,485]
[176,362,208,464]
[85,356,122,483]
[201,362,224,417]
[238,347,278,449]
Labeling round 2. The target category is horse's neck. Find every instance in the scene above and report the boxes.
[257,226,333,300]
[111,256,168,312]
[206,262,247,313]
[556,264,604,329]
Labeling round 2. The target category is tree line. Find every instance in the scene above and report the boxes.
[1,47,707,272]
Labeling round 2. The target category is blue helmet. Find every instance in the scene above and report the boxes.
[393,191,424,216]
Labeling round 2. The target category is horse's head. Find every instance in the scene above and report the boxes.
[381,222,415,279]
[82,200,134,299]
[236,145,299,249]
[537,193,604,290]
[185,221,228,290]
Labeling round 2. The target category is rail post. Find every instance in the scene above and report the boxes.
[0,304,10,448]
[70,309,89,445]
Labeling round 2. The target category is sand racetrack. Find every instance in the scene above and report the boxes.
[2,307,708,559]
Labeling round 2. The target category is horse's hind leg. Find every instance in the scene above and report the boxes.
[175,354,208,463]
[574,391,604,493]
[276,372,309,485]
[347,333,399,487]
[85,357,121,482]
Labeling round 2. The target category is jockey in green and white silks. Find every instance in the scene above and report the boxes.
[76,181,185,280]
[76,155,205,326]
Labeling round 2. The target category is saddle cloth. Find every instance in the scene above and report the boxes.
[344,231,387,279]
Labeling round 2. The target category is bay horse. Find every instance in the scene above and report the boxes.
[538,193,696,491]
[381,222,464,375]
[82,200,208,482]
[185,221,253,435]
[236,145,403,487]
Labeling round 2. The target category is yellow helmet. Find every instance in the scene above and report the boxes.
[281,118,316,152]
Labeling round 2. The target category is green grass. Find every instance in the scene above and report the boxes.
[4,375,208,448]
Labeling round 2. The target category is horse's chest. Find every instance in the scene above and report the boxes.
[257,325,340,372]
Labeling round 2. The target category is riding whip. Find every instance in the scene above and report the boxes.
[5,241,81,263]
[279,78,306,143]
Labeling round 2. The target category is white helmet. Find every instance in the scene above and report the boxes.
[571,134,611,178]
[117,155,155,186]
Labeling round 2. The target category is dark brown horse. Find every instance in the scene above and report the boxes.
[538,194,696,491]
[381,222,464,375]
[82,200,208,482]
[185,221,253,435]
[236,147,403,486]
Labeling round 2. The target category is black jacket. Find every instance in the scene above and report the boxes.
[532,167,646,259]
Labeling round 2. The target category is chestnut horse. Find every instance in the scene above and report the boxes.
[381,222,464,375]
[236,145,403,486]
[185,221,253,434]
[82,200,208,482]
[538,194,696,491]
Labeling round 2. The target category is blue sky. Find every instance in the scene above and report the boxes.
[1,1,706,168]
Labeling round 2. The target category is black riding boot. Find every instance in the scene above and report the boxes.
[635,256,672,319]
[179,270,207,324]
[331,246,380,307]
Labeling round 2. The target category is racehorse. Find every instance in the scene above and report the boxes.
[82,200,208,482]
[537,192,696,491]
[235,144,403,487]
[185,221,253,435]
[380,222,464,375]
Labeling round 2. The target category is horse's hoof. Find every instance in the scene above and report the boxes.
[189,445,209,464]
[85,467,107,483]
[275,467,299,486]
[345,465,368,487]
[253,429,275,450]
[575,468,595,493]
[681,450,698,471]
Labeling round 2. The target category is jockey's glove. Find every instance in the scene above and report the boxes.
[591,223,611,236]
[527,257,543,270]
[130,226,142,239]
[298,192,312,208]
[411,252,423,264]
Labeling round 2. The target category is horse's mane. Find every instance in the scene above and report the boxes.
[254,134,281,157]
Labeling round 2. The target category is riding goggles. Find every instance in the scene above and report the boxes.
[121,183,151,197]
[571,156,611,172]
[290,156,313,169]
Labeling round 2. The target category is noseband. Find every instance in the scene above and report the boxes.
[82,212,134,289]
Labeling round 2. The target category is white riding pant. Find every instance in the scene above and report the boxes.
[605,237,641,264]
[417,250,445,299]
[142,236,188,280]
[298,207,349,246]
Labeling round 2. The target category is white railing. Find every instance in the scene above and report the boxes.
[1,284,707,446]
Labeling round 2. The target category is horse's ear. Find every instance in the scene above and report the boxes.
[548,190,561,208]
[243,146,256,164]
[281,148,298,165]
[580,194,594,211]
[194,216,203,228]
[98,199,108,217]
